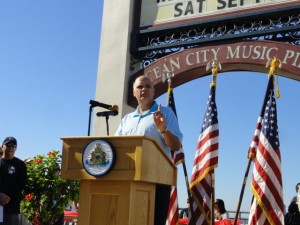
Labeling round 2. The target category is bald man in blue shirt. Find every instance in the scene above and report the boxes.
[116,75,183,225]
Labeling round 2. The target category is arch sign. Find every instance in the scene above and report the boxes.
[129,40,300,106]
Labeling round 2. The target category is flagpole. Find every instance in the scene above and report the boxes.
[206,60,220,225]
[247,72,284,224]
[182,161,191,197]
[162,71,195,224]
[178,156,199,222]
[211,171,215,225]
[188,63,220,224]
[181,158,196,221]
[233,157,252,225]
[163,72,193,201]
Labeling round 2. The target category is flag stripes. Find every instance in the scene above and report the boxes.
[167,85,185,165]
[165,85,183,225]
[248,118,262,159]
[166,186,179,225]
[248,75,284,225]
[189,85,219,225]
[191,125,219,186]
[172,147,185,166]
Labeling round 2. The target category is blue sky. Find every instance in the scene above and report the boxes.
[1,0,299,213]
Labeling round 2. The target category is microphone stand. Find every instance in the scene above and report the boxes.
[88,108,111,136]
[105,115,110,136]
[95,111,110,136]
[87,105,93,136]
[89,100,117,136]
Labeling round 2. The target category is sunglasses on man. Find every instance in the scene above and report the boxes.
[5,144,17,148]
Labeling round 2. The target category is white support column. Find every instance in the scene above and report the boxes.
[93,0,140,136]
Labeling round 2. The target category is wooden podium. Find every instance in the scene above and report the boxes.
[61,136,177,225]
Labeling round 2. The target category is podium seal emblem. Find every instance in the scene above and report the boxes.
[82,139,116,176]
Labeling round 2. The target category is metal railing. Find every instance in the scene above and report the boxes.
[227,210,249,225]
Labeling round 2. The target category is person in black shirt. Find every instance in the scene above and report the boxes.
[0,137,27,225]
[179,198,190,218]
[285,200,300,225]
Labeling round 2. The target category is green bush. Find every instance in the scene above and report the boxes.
[20,150,79,225]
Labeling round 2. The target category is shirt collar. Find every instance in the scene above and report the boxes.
[133,101,158,117]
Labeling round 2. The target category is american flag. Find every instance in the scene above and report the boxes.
[166,185,179,225]
[165,85,184,225]
[167,85,185,165]
[248,75,284,225]
[167,85,177,116]
[189,85,219,225]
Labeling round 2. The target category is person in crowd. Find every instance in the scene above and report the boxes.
[285,182,300,225]
[73,201,79,212]
[0,137,27,225]
[297,183,300,212]
[285,200,300,225]
[214,199,229,221]
[115,75,183,225]
[179,198,190,218]
[290,183,300,202]
[296,183,300,205]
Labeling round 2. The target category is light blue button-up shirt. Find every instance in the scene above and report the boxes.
[115,101,183,157]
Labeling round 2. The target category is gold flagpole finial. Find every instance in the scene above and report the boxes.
[266,57,281,77]
[162,71,174,104]
[206,59,221,87]
[266,57,281,98]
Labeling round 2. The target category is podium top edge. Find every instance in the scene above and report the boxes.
[60,135,153,141]
[60,135,176,168]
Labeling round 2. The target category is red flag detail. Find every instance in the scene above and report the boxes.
[166,186,179,225]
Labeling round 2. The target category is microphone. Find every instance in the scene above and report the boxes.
[89,100,119,111]
[96,110,119,117]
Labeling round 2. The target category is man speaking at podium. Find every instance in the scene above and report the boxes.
[116,75,183,225]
